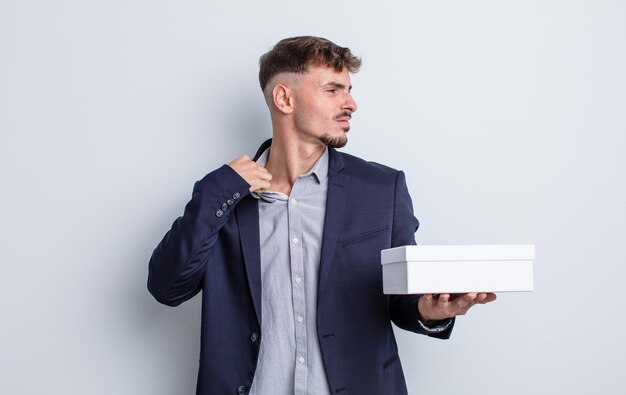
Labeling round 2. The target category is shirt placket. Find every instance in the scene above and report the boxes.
[289,176,308,394]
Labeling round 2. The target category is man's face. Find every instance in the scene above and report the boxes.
[291,65,358,148]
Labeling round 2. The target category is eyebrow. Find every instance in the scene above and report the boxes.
[322,82,353,92]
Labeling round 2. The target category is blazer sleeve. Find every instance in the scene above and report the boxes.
[388,170,455,339]
[147,165,250,307]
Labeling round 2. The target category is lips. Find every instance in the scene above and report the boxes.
[337,119,350,131]
[335,112,352,127]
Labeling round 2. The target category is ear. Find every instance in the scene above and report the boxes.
[272,84,294,114]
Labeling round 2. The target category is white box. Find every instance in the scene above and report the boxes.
[381,245,534,294]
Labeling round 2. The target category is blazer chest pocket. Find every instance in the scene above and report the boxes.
[341,225,389,248]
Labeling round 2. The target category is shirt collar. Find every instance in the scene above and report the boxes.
[251,146,329,203]
[255,146,329,184]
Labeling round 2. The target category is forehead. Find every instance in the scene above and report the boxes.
[303,65,352,86]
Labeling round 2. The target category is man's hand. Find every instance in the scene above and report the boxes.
[418,293,497,323]
[228,155,273,192]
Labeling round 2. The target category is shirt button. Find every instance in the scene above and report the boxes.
[221,203,228,211]
[291,198,297,204]
[298,356,305,364]
[233,192,241,199]
[294,276,301,284]
[215,210,223,218]
[250,333,258,343]
[237,386,246,395]
[292,237,299,244]
[297,316,303,324]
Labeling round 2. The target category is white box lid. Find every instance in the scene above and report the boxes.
[381,244,535,265]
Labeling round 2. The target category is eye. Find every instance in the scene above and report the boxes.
[327,89,337,94]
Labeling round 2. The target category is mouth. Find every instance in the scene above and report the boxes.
[335,112,352,128]
[336,120,350,132]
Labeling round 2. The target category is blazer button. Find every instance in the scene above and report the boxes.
[237,386,246,395]
[221,203,228,211]
[227,198,234,206]
[250,332,258,343]
[215,210,223,218]
[233,192,240,199]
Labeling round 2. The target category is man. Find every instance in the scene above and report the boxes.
[148,36,496,395]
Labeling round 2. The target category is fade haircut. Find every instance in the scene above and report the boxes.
[258,36,361,91]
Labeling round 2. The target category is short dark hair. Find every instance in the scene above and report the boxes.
[258,36,361,91]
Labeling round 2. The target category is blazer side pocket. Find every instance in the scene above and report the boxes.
[341,225,389,247]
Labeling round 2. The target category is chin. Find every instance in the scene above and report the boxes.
[319,133,348,148]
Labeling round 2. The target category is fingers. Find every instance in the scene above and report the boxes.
[228,155,273,192]
[449,293,474,316]
[419,293,457,321]
[419,292,497,321]
[452,292,497,313]
[476,292,497,304]
[437,293,450,305]
[446,294,467,313]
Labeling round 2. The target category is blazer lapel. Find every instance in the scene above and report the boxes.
[236,192,262,327]
[318,148,349,299]
[234,137,272,326]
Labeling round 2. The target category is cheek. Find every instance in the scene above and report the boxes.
[295,104,327,126]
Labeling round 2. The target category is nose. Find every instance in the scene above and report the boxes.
[342,92,357,113]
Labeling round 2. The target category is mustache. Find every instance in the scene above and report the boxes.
[334,111,352,121]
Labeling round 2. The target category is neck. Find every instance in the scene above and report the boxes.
[264,134,326,196]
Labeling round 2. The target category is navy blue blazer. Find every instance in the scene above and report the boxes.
[148,139,453,395]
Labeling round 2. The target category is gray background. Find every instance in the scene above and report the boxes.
[1,1,624,394]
